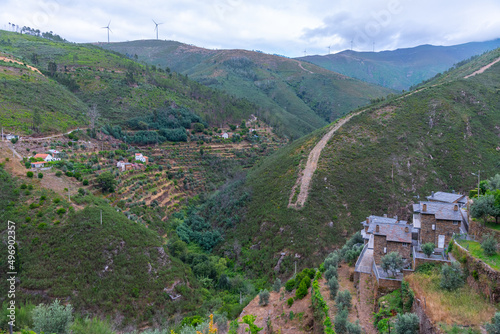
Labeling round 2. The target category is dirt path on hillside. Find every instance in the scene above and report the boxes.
[357,273,377,334]
[0,55,43,74]
[21,128,88,141]
[293,59,314,74]
[464,56,500,79]
[288,110,363,208]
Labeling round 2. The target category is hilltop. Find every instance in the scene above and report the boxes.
[103,39,393,139]
[217,47,500,277]
[0,30,267,136]
[297,39,500,91]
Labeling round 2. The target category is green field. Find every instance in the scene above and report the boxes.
[457,239,500,271]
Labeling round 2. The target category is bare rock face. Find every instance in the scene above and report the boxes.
[274,252,287,273]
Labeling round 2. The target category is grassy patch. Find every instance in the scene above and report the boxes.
[406,269,496,327]
[457,240,500,271]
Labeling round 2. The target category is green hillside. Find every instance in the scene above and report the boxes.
[218,47,500,277]
[0,30,264,135]
[298,39,500,91]
[103,40,393,139]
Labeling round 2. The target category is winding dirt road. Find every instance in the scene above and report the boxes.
[464,56,500,79]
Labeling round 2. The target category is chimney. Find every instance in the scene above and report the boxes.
[366,217,370,224]
[454,204,458,211]
[376,225,380,233]
[431,191,434,198]
[405,226,409,233]
[394,215,398,221]
[383,214,387,218]
[423,203,427,211]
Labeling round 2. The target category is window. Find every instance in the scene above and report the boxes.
[383,247,387,254]
[453,221,459,225]
[402,243,408,247]
[432,224,435,230]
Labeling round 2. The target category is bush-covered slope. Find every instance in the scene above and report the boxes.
[298,39,500,91]
[221,48,500,277]
[0,166,200,327]
[103,40,394,139]
[0,30,263,135]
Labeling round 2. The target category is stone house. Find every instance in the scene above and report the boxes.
[426,191,467,207]
[372,222,412,265]
[413,201,462,249]
[135,153,149,164]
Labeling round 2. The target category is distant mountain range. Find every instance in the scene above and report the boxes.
[296,39,500,90]
[103,40,393,139]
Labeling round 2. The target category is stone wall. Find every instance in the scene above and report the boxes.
[373,236,411,265]
[468,219,500,242]
[420,214,460,247]
[453,240,500,303]
[414,256,449,269]
[412,296,440,334]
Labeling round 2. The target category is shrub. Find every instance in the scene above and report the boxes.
[324,266,338,281]
[53,198,60,204]
[57,208,67,215]
[421,243,435,257]
[96,171,116,192]
[328,276,339,300]
[381,251,404,277]
[70,317,114,334]
[324,252,341,270]
[32,299,73,334]
[394,313,419,334]
[440,262,464,291]
[285,279,295,292]
[295,279,308,300]
[55,171,62,177]
[82,179,89,186]
[346,320,362,334]
[27,171,34,178]
[335,290,352,311]
[258,289,270,306]
[272,278,281,293]
[38,172,43,179]
[485,312,500,334]
[334,308,348,334]
[78,188,85,195]
[482,234,498,256]
[287,298,294,307]
[20,184,27,189]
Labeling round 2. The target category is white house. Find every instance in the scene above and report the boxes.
[221,133,229,139]
[135,153,149,163]
[33,154,54,162]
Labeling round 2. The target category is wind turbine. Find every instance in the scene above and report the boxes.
[152,19,163,40]
[327,45,331,54]
[102,21,112,43]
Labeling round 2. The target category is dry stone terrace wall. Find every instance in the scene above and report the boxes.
[453,240,500,303]
[468,219,500,242]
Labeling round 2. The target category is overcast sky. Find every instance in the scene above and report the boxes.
[2,0,500,57]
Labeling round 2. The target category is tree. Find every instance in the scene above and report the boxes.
[440,262,464,291]
[27,171,33,178]
[328,276,339,300]
[47,61,57,76]
[193,122,205,132]
[381,251,404,276]
[272,278,281,293]
[471,194,500,224]
[32,299,73,334]
[32,109,42,132]
[335,290,352,311]
[346,320,363,334]
[37,172,43,179]
[334,308,349,334]
[485,312,500,334]
[324,252,341,270]
[295,279,309,299]
[96,171,116,193]
[258,289,270,306]
[324,266,338,281]
[87,104,100,131]
[394,313,419,334]
[481,234,498,256]
[240,315,262,334]
[421,243,435,258]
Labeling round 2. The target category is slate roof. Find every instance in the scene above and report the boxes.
[373,224,412,243]
[414,201,462,221]
[427,191,465,204]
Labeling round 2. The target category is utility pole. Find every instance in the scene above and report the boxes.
[68,186,71,202]
[100,209,103,225]
[472,171,480,196]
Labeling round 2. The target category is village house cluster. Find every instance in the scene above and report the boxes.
[355,191,469,282]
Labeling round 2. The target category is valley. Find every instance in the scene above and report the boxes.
[0,26,500,334]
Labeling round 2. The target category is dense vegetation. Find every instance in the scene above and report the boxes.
[104,40,393,139]
[211,47,500,276]
[0,30,265,135]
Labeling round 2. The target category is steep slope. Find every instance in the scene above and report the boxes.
[0,53,88,133]
[0,30,263,135]
[103,40,394,139]
[298,39,500,91]
[0,167,201,328]
[220,48,500,278]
